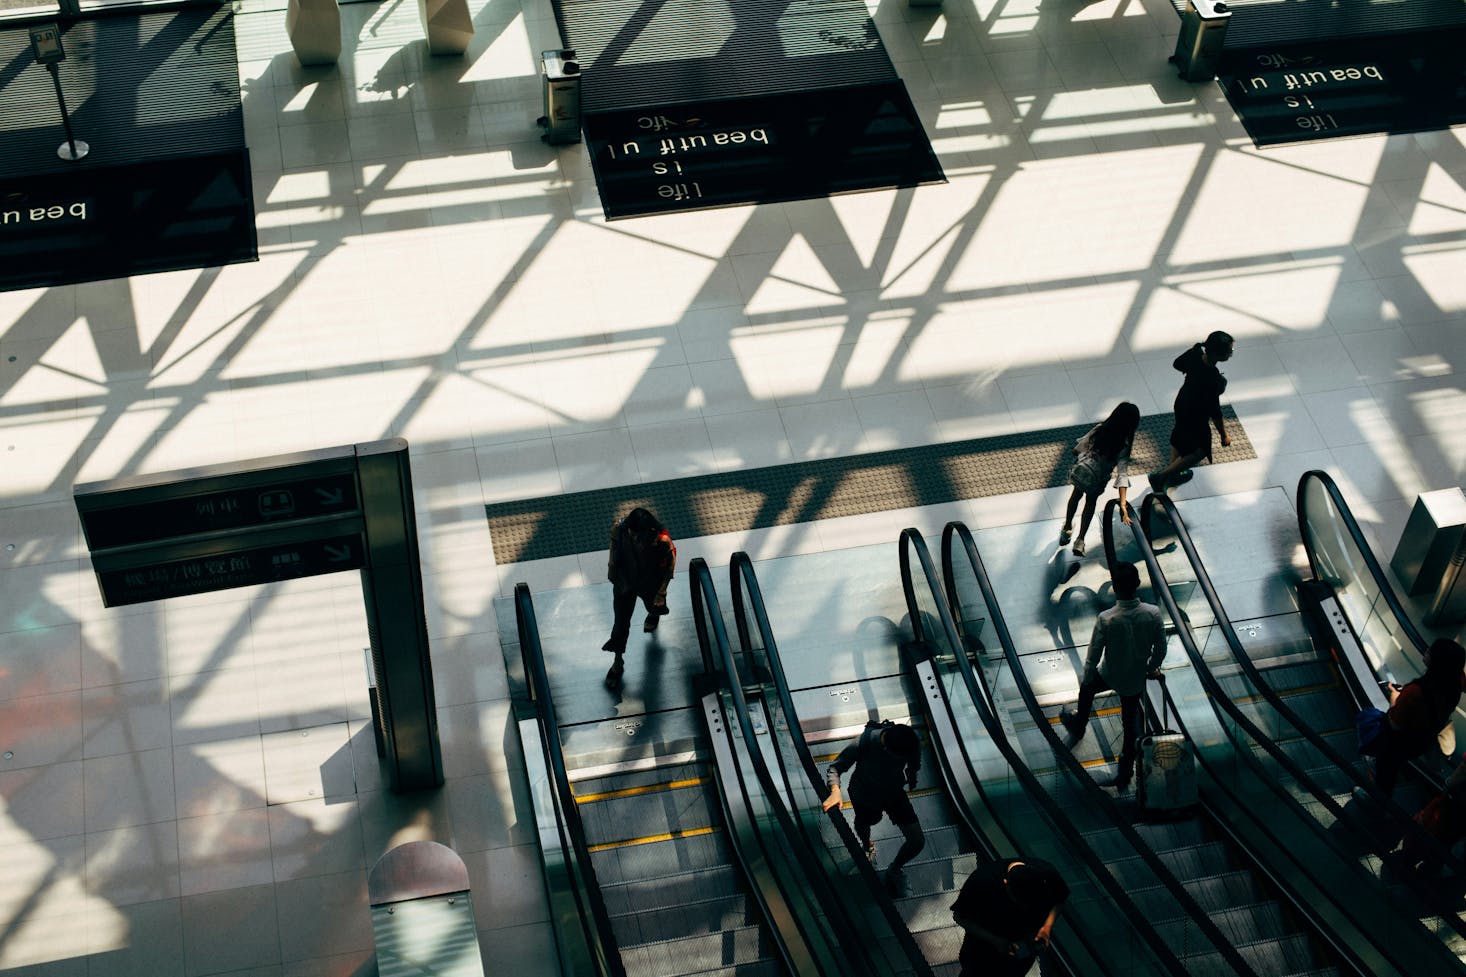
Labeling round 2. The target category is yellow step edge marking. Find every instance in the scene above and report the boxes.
[1048,706,1122,724]
[574,776,707,804]
[587,825,717,852]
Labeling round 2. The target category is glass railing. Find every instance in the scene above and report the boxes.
[513,584,626,977]
[927,524,1252,977]
[1297,470,1466,759]
[726,552,935,977]
[1141,492,1466,957]
[689,557,919,977]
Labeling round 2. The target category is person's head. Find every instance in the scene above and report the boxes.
[1111,561,1141,600]
[1093,401,1141,456]
[882,723,920,760]
[1005,861,1065,912]
[1419,638,1465,726]
[622,507,662,539]
[1204,330,1235,363]
[1424,639,1465,685]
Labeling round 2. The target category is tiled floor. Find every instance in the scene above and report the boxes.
[1,0,1465,971]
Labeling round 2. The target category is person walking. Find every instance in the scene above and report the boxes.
[822,719,926,896]
[1149,330,1234,493]
[950,857,1068,977]
[601,507,676,690]
[1061,401,1140,558]
[1058,561,1167,791]
[1365,638,1465,797]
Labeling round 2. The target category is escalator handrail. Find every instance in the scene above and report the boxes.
[690,558,928,977]
[1140,491,1466,889]
[726,551,938,975]
[1104,499,1466,972]
[1296,470,1428,651]
[933,523,1241,977]
[514,584,627,977]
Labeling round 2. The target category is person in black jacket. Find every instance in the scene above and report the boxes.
[822,720,925,895]
[950,857,1068,977]
[1149,330,1234,493]
[601,507,676,690]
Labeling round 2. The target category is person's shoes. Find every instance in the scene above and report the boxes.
[1058,708,1085,745]
[643,614,659,633]
[1351,785,1370,805]
[863,840,877,865]
[1173,469,1195,486]
[1147,472,1166,494]
[604,658,625,691]
[1072,538,1086,557]
[883,867,909,897]
[1059,525,1073,545]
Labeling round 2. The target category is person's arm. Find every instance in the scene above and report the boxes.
[904,751,921,791]
[606,522,621,581]
[1211,398,1229,445]
[1146,616,1167,677]
[1083,619,1106,684]
[822,742,858,811]
[1034,904,1061,948]
[1114,443,1132,523]
[652,533,676,608]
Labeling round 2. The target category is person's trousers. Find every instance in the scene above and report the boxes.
[1373,730,1427,796]
[852,793,926,874]
[605,588,659,654]
[1073,677,1143,782]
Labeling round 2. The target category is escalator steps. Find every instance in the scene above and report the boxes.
[601,864,745,916]
[618,924,773,976]
[610,894,762,947]
[591,832,732,885]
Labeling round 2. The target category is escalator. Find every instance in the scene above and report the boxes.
[691,557,933,977]
[727,550,974,973]
[1095,497,1463,975]
[1140,485,1466,965]
[897,528,1254,977]
[938,513,1360,968]
[1295,470,1466,795]
[513,578,860,977]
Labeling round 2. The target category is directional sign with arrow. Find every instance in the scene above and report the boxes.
[95,533,364,604]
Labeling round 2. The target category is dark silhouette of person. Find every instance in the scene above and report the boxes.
[951,857,1068,977]
[1061,401,1141,558]
[823,720,925,896]
[1149,330,1234,492]
[1059,561,1166,791]
[601,507,676,690]
[1368,638,1465,796]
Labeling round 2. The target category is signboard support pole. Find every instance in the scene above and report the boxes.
[357,442,443,792]
[47,62,88,161]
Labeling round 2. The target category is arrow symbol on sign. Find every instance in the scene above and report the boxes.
[325,544,353,562]
[315,487,345,505]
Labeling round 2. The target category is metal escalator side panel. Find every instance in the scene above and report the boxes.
[726,553,939,976]
[696,684,826,977]
[928,522,1243,977]
[514,584,627,977]
[690,559,927,977]
[1106,501,1466,976]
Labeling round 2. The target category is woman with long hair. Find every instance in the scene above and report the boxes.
[1061,401,1141,557]
[1373,638,1466,796]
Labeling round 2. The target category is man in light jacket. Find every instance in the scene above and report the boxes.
[1058,561,1167,791]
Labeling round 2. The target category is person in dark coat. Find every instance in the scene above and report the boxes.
[1370,638,1465,796]
[1149,331,1234,493]
[950,857,1068,977]
[601,507,676,690]
[822,720,925,896]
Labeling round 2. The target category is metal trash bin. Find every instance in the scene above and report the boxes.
[538,49,582,146]
[1171,0,1230,83]
[1390,488,1466,624]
